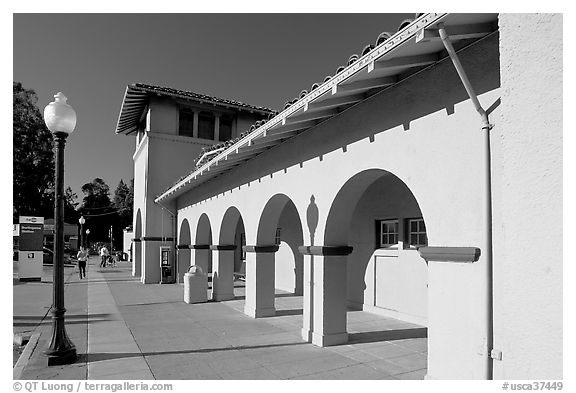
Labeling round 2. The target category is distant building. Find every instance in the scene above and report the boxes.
[13,219,78,249]
[116,14,562,380]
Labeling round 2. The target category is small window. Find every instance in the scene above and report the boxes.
[198,111,215,140]
[379,220,398,248]
[275,228,281,245]
[219,116,233,141]
[178,108,194,137]
[407,218,427,247]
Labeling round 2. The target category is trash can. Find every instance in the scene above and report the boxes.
[184,265,208,304]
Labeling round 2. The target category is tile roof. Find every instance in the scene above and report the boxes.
[115,83,276,135]
[133,83,276,114]
[154,13,499,203]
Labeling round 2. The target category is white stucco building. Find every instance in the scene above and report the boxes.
[115,13,562,380]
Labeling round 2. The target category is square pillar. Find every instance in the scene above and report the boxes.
[418,247,486,380]
[243,245,278,318]
[299,246,353,347]
[210,245,235,301]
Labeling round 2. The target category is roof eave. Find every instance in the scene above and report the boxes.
[155,12,499,204]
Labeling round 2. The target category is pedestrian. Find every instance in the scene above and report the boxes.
[100,245,109,268]
[77,247,89,279]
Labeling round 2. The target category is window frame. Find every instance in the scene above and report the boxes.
[178,107,195,137]
[406,217,428,248]
[218,115,234,142]
[197,111,216,140]
[376,219,399,248]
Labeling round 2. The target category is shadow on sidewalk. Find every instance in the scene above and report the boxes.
[273,309,303,317]
[348,327,427,344]
[13,313,115,327]
[85,341,307,363]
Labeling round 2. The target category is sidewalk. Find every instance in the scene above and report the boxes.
[14,257,427,380]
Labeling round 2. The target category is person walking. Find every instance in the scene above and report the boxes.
[77,247,89,279]
[100,245,109,268]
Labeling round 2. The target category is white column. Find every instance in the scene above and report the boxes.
[244,247,276,318]
[311,254,348,346]
[299,246,351,347]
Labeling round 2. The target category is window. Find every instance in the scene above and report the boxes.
[178,108,194,137]
[219,116,233,141]
[407,218,427,247]
[379,220,398,248]
[198,111,215,140]
[275,228,281,245]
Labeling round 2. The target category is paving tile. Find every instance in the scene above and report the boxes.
[357,341,418,359]
[392,338,428,353]
[17,261,429,380]
[264,352,357,379]
[394,368,427,380]
[340,349,383,363]
[296,364,394,380]
[219,366,280,380]
[385,353,427,372]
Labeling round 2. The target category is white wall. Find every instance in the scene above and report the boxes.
[174,32,500,378]
[492,13,563,380]
[348,175,428,324]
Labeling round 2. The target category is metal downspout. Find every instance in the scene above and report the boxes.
[438,22,494,380]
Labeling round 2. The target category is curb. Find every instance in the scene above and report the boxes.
[13,332,40,380]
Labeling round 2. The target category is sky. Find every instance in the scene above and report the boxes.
[12,12,414,204]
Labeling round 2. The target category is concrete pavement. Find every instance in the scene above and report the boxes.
[13,256,427,380]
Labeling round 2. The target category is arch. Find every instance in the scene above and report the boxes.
[177,218,191,283]
[325,168,428,325]
[211,206,245,301]
[133,209,142,277]
[257,194,304,294]
[219,206,246,274]
[195,213,213,274]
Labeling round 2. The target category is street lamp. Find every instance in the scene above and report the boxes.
[43,92,77,366]
[79,216,85,249]
[86,229,90,249]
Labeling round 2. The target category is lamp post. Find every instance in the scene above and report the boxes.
[86,229,90,249]
[43,92,77,366]
[79,216,85,249]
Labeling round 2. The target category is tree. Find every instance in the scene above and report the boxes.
[113,179,134,230]
[64,187,80,223]
[13,82,55,221]
[79,178,116,243]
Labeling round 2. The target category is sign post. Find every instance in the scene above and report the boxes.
[18,216,44,281]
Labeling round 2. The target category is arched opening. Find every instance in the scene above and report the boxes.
[177,219,191,283]
[133,209,142,277]
[245,194,304,319]
[257,194,304,296]
[324,168,428,351]
[214,207,245,301]
[195,213,213,276]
